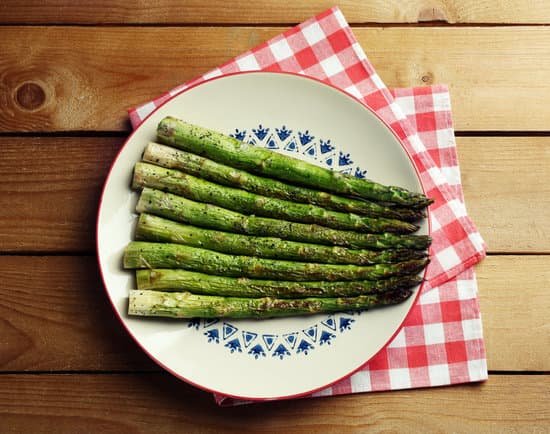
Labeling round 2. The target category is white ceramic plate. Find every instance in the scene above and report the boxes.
[97,72,429,400]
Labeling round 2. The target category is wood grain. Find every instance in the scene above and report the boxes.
[1,1,550,24]
[459,137,550,252]
[1,374,549,433]
[476,256,550,371]
[1,26,550,132]
[1,255,548,372]
[0,137,120,252]
[1,136,548,253]
[0,256,153,371]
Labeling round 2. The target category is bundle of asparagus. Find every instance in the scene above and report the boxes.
[125,117,433,319]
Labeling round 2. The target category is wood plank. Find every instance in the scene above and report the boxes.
[1,136,548,254]
[1,374,549,433]
[1,1,550,24]
[1,27,550,132]
[0,137,121,252]
[459,137,550,252]
[475,256,550,371]
[1,255,548,372]
[0,255,154,371]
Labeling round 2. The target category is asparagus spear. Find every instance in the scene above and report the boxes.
[137,188,432,251]
[157,116,432,208]
[143,142,424,222]
[133,162,417,234]
[123,241,429,281]
[136,268,423,298]
[128,288,414,319]
[136,213,426,265]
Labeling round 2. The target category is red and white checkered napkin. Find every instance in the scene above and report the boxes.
[129,6,487,405]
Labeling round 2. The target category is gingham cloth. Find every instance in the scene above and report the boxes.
[129,6,487,405]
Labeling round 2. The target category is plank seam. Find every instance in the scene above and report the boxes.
[0,22,550,27]
[0,370,547,375]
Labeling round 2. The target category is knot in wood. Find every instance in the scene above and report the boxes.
[421,72,434,84]
[15,82,46,111]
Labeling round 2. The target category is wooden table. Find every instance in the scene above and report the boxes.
[1,2,549,432]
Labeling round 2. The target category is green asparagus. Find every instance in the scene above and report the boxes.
[143,142,424,222]
[136,268,423,298]
[128,289,414,319]
[133,162,417,234]
[157,116,432,208]
[137,188,432,251]
[123,241,429,281]
[136,213,426,265]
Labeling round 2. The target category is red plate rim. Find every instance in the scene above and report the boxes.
[96,70,432,402]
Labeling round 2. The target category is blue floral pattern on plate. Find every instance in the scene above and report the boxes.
[230,125,367,178]
[187,124,367,360]
[190,313,359,360]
